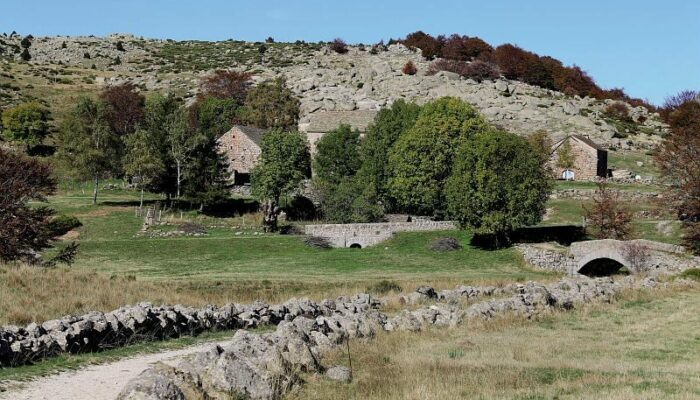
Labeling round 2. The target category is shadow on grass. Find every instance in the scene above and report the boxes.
[471,225,587,250]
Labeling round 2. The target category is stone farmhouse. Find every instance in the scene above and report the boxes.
[302,110,378,154]
[549,135,608,181]
[217,125,266,186]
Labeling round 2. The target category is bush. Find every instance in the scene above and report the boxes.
[426,59,469,76]
[402,31,443,60]
[429,237,461,251]
[265,37,275,43]
[367,280,403,294]
[330,38,348,54]
[679,268,700,281]
[83,52,91,59]
[402,60,417,75]
[48,215,82,237]
[604,102,633,122]
[116,41,125,51]
[20,48,30,61]
[462,60,500,82]
[284,195,317,221]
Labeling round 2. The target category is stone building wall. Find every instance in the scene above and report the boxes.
[549,137,600,181]
[305,221,456,248]
[217,126,262,183]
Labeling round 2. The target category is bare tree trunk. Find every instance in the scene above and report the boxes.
[92,176,99,205]
[176,161,182,200]
[262,199,280,232]
[139,185,144,209]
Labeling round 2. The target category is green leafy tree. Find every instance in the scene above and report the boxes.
[319,176,383,223]
[184,97,241,208]
[123,126,165,208]
[251,129,310,231]
[243,78,300,130]
[358,99,421,207]
[1,102,51,149]
[57,97,119,204]
[313,124,361,185]
[141,94,181,197]
[387,97,490,217]
[446,129,552,245]
[556,139,576,170]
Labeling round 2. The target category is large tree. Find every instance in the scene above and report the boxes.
[1,102,51,149]
[251,129,310,231]
[58,97,119,204]
[655,93,700,253]
[141,94,181,197]
[387,97,490,217]
[313,124,382,223]
[100,82,145,137]
[0,148,75,264]
[313,124,361,186]
[243,78,300,130]
[164,107,197,201]
[358,99,420,208]
[446,129,552,244]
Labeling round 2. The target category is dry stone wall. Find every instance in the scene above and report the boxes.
[118,275,693,399]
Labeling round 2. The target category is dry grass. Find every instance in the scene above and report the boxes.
[289,287,700,400]
[0,265,510,325]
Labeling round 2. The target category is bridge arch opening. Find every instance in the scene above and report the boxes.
[578,258,628,277]
[349,243,362,249]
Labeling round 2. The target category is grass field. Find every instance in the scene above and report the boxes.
[290,286,700,400]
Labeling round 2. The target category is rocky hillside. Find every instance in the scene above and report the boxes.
[0,33,667,148]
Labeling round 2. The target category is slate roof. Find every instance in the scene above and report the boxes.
[552,135,606,153]
[306,110,378,133]
[571,135,606,151]
[231,125,266,146]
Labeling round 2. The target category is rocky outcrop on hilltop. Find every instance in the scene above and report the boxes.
[0,34,667,148]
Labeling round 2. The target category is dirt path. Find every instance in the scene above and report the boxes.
[0,338,235,400]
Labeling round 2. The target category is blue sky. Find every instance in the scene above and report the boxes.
[2,0,698,104]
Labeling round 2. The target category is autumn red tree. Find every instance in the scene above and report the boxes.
[655,95,700,253]
[463,37,493,60]
[199,70,252,103]
[584,181,633,240]
[402,31,443,60]
[441,34,468,61]
[100,82,145,137]
[0,148,60,263]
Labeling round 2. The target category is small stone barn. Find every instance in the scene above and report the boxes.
[304,110,378,154]
[549,135,608,181]
[217,125,266,185]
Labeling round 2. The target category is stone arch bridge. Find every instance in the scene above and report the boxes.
[304,221,456,248]
[568,239,687,276]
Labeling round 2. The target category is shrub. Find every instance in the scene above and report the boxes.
[462,60,500,82]
[426,59,469,76]
[330,38,348,54]
[679,268,700,281]
[61,41,67,49]
[463,37,493,59]
[429,237,461,251]
[367,280,403,294]
[604,102,633,122]
[116,41,125,51]
[199,69,252,102]
[20,36,32,49]
[83,52,91,59]
[265,37,275,43]
[402,60,417,75]
[583,181,633,240]
[48,215,82,237]
[20,48,30,61]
